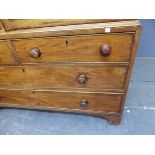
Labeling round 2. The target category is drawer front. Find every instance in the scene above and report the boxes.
[13,34,133,63]
[0,64,127,90]
[0,41,16,64]
[0,89,122,114]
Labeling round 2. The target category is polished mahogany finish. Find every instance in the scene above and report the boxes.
[0,19,142,125]
[100,45,112,57]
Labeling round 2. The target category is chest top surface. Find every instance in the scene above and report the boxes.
[0,19,134,31]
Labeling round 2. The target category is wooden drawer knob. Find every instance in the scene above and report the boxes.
[78,75,87,84]
[30,48,41,59]
[100,45,112,57]
[80,100,88,107]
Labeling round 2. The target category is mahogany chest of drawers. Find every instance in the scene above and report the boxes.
[0,19,142,124]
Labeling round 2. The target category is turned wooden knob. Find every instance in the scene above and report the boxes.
[78,75,87,84]
[100,45,112,57]
[80,100,88,107]
[30,48,41,59]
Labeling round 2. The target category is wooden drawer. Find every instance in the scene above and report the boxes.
[0,64,128,90]
[0,89,122,114]
[0,41,16,64]
[1,19,127,31]
[12,33,133,63]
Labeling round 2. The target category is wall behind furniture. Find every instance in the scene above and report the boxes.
[137,19,155,57]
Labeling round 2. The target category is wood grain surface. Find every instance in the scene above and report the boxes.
[0,40,16,64]
[0,20,140,40]
[12,33,133,63]
[0,64,128,90]
[0,89,122,114]
[1,19,131,30]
